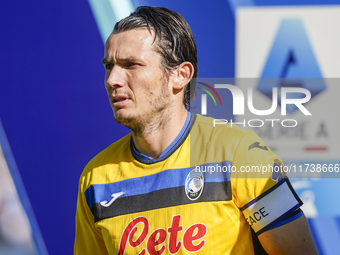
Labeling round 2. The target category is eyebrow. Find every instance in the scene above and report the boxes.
[101,57,140,65]
[101,58,109,65]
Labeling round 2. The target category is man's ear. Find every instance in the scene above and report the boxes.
[171,62,194,90]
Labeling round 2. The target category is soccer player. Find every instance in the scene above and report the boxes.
[75,6,318,254]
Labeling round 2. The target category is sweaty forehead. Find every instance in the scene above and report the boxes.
[104,29,156,60]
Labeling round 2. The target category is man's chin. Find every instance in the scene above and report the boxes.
[114,114,136,129]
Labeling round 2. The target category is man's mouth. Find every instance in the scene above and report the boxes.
[113,98,126,103]
[112,96,129,107]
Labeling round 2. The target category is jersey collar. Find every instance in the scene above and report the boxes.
[130,112,196,164]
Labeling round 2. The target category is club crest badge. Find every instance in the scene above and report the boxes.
[185,168,204,201]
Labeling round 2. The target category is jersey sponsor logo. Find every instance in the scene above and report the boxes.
[248,141,268,151]
[185,169,204,201]
[116,215,207,255]
[99,191,125,207]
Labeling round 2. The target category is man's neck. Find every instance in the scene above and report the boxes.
[132,107,188,159]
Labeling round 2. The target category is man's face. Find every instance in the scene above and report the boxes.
[103,29,172,132]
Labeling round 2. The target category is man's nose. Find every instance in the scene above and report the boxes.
[106,66,125,88]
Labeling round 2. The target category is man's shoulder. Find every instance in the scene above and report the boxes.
[190,114,262,164]
[192,114,277,160]
[193,114,253,139]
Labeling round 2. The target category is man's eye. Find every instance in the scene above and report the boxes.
[105,63,114,70]
[127,62,136,67]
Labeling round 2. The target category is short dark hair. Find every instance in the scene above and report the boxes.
[113,6,197,108]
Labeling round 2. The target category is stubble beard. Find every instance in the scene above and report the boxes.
[114,75,173,137]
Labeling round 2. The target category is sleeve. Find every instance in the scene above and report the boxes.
[231,131,303,236]
[74,175,109,255]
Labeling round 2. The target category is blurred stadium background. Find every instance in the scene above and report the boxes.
[1,0,340,254]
